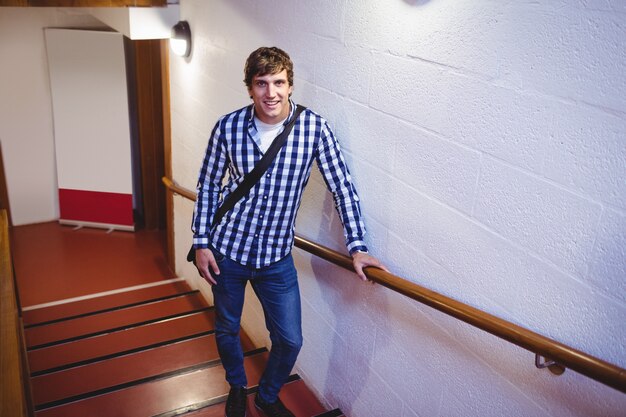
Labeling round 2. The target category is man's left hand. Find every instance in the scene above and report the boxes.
[352,251,388,281]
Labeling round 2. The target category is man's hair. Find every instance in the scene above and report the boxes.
[244,47,294,88]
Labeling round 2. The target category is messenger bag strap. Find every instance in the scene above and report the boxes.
[211,104,306,228]
[187,104,306,264]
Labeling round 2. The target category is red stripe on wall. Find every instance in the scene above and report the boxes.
[59,189,134,226]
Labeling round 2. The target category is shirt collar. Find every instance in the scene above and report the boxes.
[247,98,297,133]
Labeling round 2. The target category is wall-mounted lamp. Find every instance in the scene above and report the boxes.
[170,20,191,58]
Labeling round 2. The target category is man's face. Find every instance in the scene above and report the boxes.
[248,69,293,124]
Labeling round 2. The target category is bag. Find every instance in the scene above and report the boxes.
[187,105,306,265]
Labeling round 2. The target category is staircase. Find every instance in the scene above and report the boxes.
[22,280,344,417]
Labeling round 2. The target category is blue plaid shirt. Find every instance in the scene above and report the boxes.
[192,100,368,268]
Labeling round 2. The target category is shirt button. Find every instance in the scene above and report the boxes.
[266,174,270,178]
[254,233,259,238]
[263,195,268,199]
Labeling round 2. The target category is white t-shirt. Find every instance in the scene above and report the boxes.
[254,116,286,153]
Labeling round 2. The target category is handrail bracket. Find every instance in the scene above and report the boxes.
[535,354,566,375]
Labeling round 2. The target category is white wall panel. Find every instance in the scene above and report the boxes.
[45,29,132,195]
[45,28,134,229]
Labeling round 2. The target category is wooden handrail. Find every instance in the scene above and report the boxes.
[162,176,197,201]
[162,176,626,394]
[1,210,30,416]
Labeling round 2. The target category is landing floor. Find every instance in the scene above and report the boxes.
[10,222,174,307]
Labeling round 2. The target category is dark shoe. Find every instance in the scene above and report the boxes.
[254,394,295,417]
[225,386,247,417]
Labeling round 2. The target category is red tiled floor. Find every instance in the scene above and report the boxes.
[11,222,175,307]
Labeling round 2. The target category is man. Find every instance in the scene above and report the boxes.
[192,47,385,417]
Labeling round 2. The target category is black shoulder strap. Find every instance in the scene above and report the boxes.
[187,104,306,264]
[211,104,306,228]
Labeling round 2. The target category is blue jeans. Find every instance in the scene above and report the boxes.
[210,248,302,403]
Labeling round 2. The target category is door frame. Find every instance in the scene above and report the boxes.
[129,38,174,269]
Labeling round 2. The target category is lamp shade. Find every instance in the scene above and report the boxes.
[170,20,191,57]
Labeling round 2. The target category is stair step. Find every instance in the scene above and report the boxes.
[18,225,342,417]
[35,350,270,417]
[23,280,193,327]
[171,378,326,417]
[25,292,210,349]
[152,376,300,417]
[31,334,223,407]
[28,310,216,375]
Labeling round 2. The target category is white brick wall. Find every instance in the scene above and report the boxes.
[171,1,626,415]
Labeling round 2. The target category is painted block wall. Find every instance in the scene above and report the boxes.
[0,8,105,226]
[170,1,626,416]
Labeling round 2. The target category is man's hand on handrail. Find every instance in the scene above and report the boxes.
[351,251,388,281]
